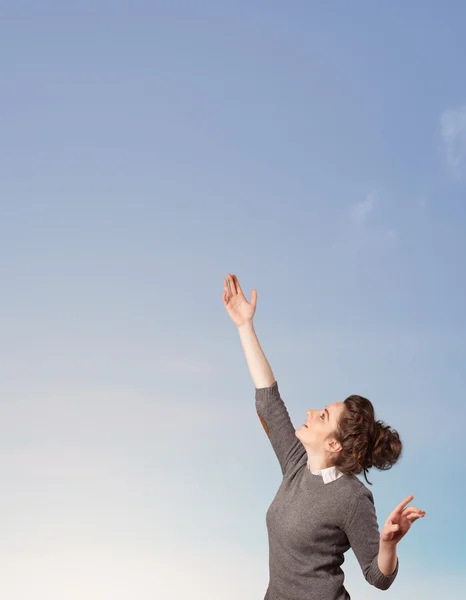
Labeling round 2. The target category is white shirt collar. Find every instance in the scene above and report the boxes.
[307,460,344,484]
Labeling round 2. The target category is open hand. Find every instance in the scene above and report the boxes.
[222,273,257,328]
[381,495,426,545]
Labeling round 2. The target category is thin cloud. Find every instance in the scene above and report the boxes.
[351,193,376,223]
[349,193,396,242]
[440,105,466,180]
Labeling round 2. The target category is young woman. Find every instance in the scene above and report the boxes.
[222,273,425,600]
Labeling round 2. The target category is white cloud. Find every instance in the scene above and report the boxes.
[440,105,466,180]
[349,193,397,243]
[351,193,376,223]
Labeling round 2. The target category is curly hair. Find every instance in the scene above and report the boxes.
[330,395,403,485]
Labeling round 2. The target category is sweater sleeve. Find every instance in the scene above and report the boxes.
[255,381,305,477]
[344,487,399,591]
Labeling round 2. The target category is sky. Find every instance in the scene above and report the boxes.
[1,1,465,598]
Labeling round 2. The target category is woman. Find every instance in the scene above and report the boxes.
[222,273,425,600]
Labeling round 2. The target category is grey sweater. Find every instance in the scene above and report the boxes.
[255,381,399,600]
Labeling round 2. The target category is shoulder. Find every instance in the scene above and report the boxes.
[335,474,364,493]
[337,474,374,499]
[341,477,380,530]
[333,475,375,526]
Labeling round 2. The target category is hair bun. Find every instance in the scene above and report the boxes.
[334,394,404,485]
[370,421,402,471]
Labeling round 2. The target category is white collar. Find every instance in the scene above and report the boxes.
[307,461,344,484]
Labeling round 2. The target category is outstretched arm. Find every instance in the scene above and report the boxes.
[223,273,275,389]
[224,274,275,435]
[223,274,303,472]
[237,319,276,390]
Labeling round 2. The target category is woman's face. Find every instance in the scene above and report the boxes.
[296,402,346,450]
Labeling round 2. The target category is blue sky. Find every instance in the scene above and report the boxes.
[1,1,465,598]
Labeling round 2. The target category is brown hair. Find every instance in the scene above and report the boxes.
[330,394,403,485]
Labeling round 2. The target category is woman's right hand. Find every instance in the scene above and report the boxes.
[222,273,257,328]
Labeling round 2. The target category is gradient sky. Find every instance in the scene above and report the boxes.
[1,1,465,598]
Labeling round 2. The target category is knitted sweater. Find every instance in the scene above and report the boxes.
[255,381,399,600]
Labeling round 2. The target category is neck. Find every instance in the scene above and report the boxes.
[306,451,332,473]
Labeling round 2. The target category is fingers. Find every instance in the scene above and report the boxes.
[223,274,239,306]
[223,276,234,303]
[226,273,245,298]
[233,274,243,296]
[401,508,426,522]
[387,508,425,531]
[392,495,414,516]
[223,279,230,302]
[251,288,257,307]
[403,506,425,515]
[406,514,422,523]
[227,273,237,296]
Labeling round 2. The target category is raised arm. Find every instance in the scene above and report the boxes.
[237,320,276,389]
[223,274,304,473]
[238,320,275,438]
[223,273,275,389]
[223,273,275,437]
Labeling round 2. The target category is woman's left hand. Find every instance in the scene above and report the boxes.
[381,495,426,545]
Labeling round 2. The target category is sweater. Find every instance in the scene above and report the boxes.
[255,381,399,600]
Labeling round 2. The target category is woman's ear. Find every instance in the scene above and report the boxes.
[326,439,342,454]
